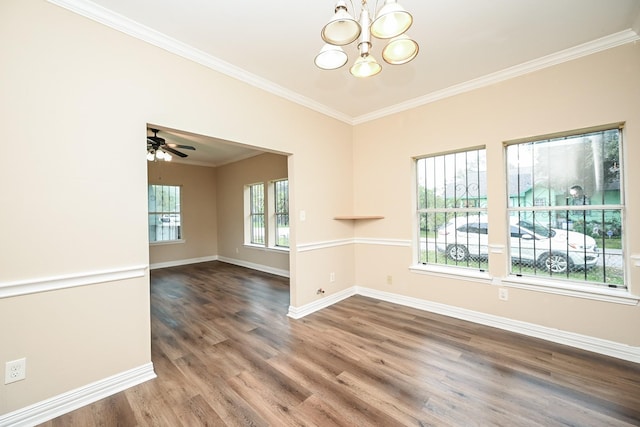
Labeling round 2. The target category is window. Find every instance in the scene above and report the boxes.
[273,179,289,247]
[506,126,624,288]
[148,184,182,242]
[416,148,488,270]
[248,183,265,245]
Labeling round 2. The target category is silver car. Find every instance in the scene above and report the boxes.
[436,216,599,273]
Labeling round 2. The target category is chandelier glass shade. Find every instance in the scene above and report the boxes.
[147,148,172,162]
[316,0,418,77]
[321,3,361,45]
[314,44,348,69]
[350,53,382,78]
[382,34,419,64]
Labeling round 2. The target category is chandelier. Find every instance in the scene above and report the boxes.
[315,0,418,78]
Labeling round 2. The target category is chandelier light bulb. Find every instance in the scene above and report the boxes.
[321,0,361,46]
[350,54,382,78]
[371,0,413,39]
[382,34,419,64]
[315,44,348,70]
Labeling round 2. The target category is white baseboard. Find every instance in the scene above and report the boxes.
[287,287,356,319]
[288,286,640,364]
[0,363,156,427]
[218,256,290,278]
[149,255,218,270]
[150,255,290,278]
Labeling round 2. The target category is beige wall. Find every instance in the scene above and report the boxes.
[148,161,218,266]
[352,42,640,346]
[1,0,638,419]
[0,0,353,415]
[216,153,289,273]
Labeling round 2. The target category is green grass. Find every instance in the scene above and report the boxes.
[600,237,622,250]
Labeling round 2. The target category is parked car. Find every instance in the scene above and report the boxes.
[436,215,599,273]
[159,214,181,227]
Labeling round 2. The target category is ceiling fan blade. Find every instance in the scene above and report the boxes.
[163,146,188,158]
[167,143,195,150]
[147,136,165,144]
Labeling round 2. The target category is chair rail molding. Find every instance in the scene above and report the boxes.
[0,265,147,299]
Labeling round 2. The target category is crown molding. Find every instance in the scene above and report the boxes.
[47,1,638,126]
[46,0,353,124]
[353,29,640,125]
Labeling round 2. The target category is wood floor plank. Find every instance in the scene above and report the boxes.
[39,261,640,426]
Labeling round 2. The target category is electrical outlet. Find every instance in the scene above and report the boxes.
[329,272,335,283]
[5,358,26,384]
[498,288,509,301]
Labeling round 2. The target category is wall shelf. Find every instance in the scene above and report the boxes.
[333,215,384,220]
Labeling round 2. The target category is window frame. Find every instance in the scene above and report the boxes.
[148,184,183,244]
[505,124,626,290]
[245,182,265,246]
[270,179,289,249]
[414,147,489,273]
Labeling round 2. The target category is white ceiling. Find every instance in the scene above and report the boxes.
[146,125,266,168]
[52,0,640,165]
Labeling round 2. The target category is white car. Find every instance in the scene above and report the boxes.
[436,216,599,273]
[159,214,181,227]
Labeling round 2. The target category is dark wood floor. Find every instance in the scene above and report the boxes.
[41,261,640,426]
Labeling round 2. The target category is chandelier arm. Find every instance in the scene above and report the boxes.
[348,0,356,15]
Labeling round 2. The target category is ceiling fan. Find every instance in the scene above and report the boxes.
[147,128,195,158]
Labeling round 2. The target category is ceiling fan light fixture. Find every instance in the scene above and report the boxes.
[371,0,413,39]
[382,34,419,64]
[315,44,348,70]
[155,150,165,160]
[146,150,155,161]
[321,0,361,46]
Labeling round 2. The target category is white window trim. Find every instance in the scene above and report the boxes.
[244,182,265,246]
[414,148,488,269]
[148,184,183,244]
[150,239,185,246]
[268,178,290,249]
[408,264,638,305]
[244,243,289,254]
[409,263,491,283]
[499,275,639,305]
[505,124,626,291]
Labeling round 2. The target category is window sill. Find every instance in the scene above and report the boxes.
[409,264,639,306]
[409,264,491,284]
[499,276,639,305]
[149,239,185,246]
[244,244,289,254]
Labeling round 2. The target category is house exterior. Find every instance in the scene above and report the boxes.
[1,1,639,423]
